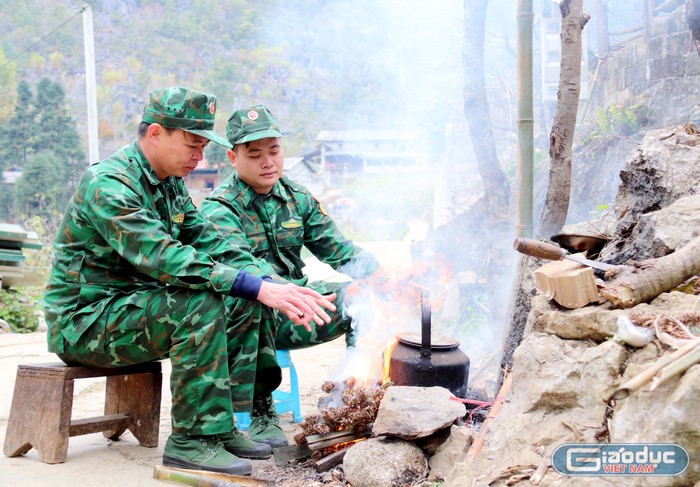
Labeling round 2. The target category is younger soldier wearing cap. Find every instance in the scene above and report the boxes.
[43,88,335,476]
[200,105,383,448]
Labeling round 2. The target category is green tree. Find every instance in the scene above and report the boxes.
[0,48,17,125]
[0,80,36,171]
[13,151,69,221]
[32,78,85,190]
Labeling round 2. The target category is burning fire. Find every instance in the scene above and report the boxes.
[380,340,397,386]
[331,252,453,389]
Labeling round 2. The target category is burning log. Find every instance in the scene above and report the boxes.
[313,448,350,473]
[303,429,371,451]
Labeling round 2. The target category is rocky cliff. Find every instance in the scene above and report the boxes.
[446,126,700,486]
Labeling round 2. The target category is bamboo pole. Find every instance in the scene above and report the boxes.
[465,370,513,460]
[152,465,273,487]
[516,0,534,238]
[608,339,699,400]
[650,344,700,391]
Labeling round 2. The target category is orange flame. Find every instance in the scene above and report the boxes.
[380,340,397,386]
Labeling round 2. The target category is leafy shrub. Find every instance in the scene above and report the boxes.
[0,288,40,333]
[584,97,645,143]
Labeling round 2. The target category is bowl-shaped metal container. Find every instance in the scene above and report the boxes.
[551,233,609,257]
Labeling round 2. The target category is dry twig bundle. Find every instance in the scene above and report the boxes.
[294,381,386,445]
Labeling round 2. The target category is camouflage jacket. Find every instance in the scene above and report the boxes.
[43,141,255,349]
[200,174,378,286]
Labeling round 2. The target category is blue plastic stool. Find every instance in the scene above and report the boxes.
[234,349,302,431]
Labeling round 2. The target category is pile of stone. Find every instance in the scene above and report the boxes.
[342,386,473,487]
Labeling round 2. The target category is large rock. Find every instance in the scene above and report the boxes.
[444,333,626,486]
[601,126,700,264]
[610,354,700,487]
[372,386,466,440]
[628,194,700,258]
[343,437,428,487]
[427,425,473,481]
[528,291,700,342]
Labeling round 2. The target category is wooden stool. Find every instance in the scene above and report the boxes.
[3,361,162,464]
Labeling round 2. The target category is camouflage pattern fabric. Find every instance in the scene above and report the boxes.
[200,174,379,349]
[226,104,283,146]
[43,141,279,432]
[142,86,231,148]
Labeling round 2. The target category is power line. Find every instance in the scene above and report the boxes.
[0,1,98,73]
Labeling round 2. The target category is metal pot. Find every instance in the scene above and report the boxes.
[387,291,470,397]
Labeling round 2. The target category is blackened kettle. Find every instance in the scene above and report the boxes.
[387,291,470,397]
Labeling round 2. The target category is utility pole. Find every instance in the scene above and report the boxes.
[83,3,99,164]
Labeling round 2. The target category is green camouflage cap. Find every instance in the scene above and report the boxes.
[142,86,232,148]
[226,105,283,146]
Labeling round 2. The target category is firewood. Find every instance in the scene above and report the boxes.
[305,429,369,451]
[600,235,700,308]
[297,382,384,439]
[533,258,603,309]
[313,448,350,472]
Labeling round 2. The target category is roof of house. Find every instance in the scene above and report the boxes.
[316,130,419,142]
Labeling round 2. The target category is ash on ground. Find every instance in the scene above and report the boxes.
[255,461,346,487]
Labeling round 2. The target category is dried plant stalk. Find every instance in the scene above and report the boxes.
[466,370,513,461]
[650,344,700,391]
[610,339,700,400]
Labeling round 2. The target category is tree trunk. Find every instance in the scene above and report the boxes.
[463,0,510,223]
[538,0,590,238]
[600,235,700,308]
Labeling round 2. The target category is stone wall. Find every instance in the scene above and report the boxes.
[587,7,700,130]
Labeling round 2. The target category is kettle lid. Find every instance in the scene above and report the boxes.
[396,331,460,349]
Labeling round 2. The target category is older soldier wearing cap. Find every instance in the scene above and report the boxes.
[200,105,382,448]
[42,88,335,476]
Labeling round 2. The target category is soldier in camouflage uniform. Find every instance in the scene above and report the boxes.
[199,105,382,448]
[42,88,335,476]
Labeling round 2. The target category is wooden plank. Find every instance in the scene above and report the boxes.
[70,413,130,437]
[0,223,28,240]
[314,448,349,472]
[0,234,42,250]
[306,430,369,451]
[18,362,162,380]
[0,249,26,262]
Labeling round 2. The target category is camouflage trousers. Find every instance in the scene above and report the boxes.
[55,287,281,436]
[274,280,355,350]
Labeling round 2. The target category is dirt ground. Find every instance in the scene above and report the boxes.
[0,240,418,487]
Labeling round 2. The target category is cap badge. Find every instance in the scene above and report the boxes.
[247,110,259,121]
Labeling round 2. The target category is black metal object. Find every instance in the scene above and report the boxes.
[550,233,609,258]
[387,291,470,398]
